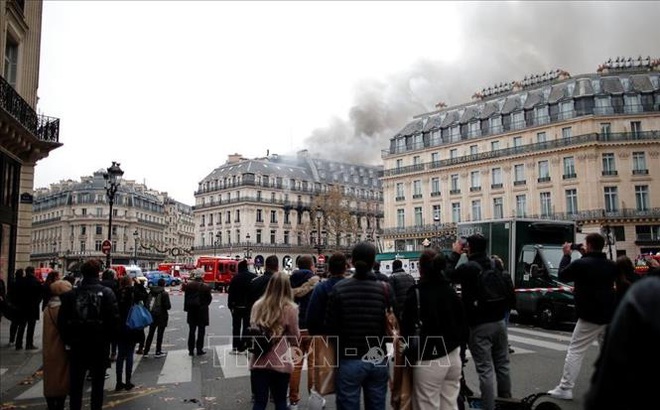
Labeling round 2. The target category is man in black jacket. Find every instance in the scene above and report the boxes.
[184,272,213,356]
[326,242,394,410]
[445,234,512,410]
[58,259,119,410]
[227,259,256,353]
[547,233,617,401]
[388,259,415,321]
[248,255,278,309]
[14,266,43,350]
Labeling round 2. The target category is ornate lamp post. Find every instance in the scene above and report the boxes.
[51,241,58,269]
[213,232,221,257]
[314,206,324,257]
[103,161,124,268]
[433,214,441,250]
[133,229,139,266]
[244,233,252,259]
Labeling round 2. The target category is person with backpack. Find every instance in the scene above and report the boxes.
[388,259,416,322]
[143,278,172,358]
[115,275,148,390]
[228,259,257,353]
[445,234,514,410]
[58,259,119,410]
[249,271,300,410]
[100,269,119,361]
[184,271,213,356]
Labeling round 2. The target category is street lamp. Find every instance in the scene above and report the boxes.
[51,241,57,269]
[103,161,124,268]
[133,229,139,266]
[433,214,441,250]
[244,233,252,259]
[214,232,221,257]
[315,206,324,257]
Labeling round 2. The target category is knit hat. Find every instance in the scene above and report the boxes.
[50,279,73,296]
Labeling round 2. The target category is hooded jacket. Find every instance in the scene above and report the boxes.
[289,268,319,329]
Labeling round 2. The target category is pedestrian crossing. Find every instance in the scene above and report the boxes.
[8,325,587,402]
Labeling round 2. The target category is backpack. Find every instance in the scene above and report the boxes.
[147,292,163,315]
[475,260,514,308]
[70,288,104,335]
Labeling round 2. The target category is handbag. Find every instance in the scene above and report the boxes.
[404,288,422,363]
[126,302,153,330]
[381,282,399,337]
[312,335,337,395]
[245,325,274,355]
[391,334,414,410]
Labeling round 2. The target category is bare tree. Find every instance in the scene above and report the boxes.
[313,186,359,248]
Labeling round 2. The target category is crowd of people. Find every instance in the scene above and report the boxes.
[1,233,659,410]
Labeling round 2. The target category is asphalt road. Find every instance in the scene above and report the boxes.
[1,287,599,410]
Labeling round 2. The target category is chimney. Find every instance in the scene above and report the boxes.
[227,153,242,164]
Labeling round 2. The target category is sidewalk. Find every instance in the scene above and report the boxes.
[0,316,45,404]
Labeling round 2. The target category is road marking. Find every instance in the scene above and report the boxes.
[157,349,192,384]
[15,379,43,400]
[509,326,598,346]
[214,344,250,379]
[101,353,144,390]
[508,334,568,351]
[0,368,7,376]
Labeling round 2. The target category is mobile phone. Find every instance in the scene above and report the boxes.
[570,243,583,251]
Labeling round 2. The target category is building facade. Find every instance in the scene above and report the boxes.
[193,151,384,270]
[381,57,660,258]
[31,170,195,271]
[0,0,61,282]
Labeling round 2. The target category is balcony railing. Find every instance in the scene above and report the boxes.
[0,74,60,142]
[383,130,660,177]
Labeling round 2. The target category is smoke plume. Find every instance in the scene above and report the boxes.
[302,1,660,165]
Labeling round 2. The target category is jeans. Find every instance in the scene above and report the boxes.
[188,324,206,353]
[15,318,36,348]
[336,358,389,410]
[144,322,166,354]
[557,318,607,390]
[46,396,66,410]
[231,307,250,351]
[250,369,290,410]
[413,347,462,410]
[116,341,136,384]
[69,347,108,410]
[468,320,512,410]
[9,320,19,343]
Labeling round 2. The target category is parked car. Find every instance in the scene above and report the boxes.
[146,271,172,287]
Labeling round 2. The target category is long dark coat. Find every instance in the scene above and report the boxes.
[184,280,212,326]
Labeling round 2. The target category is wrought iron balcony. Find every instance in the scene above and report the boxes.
[0,74,60,142]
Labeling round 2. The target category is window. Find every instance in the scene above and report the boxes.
[612,226,625,242]
[432,205,441,222]
[226,230,231,244]
[604,187,618,212]
[514,164,525,185]
[563,157,576,178]
[396,209,405,228]
[81,226,86,235]
[470,145,478,155]
[81,208,87,216]
[602,153,617,176]
[431,177,440,196]
[513,136,523,148]
[450,174,460,194]
[493,197,503,219]
[413,156,421,166]
[95,240,102,252]
[270,230,276,244]
[414,207,423,226]
[413,180,422,198]
[536,132,547,143]
[633,152,648,174]
[565,189,578,215]
[516,195,527,217]
[470,171,481,191]
[450,148,458,159]
[396,159,403,169]
[538,160,550,182]
[80,241,86,252]
[600,122,611,137]
[284,231,289,245]
[431,152,440,164]
[491,167,503,188]
[4,39,18,88]
[235,209,241,223]
[562,127,572,139]
[96,208,103,217]
[95,225,102,235]
[635,185,649,211]
[256,229,262,244]
[256,209,263,222]
[471,200,482,221]
[540,192,552,217]
[270,210,277,223]
[491,140,500,151]
[396,183,405,200]
[635,225,660,242]
[451,203,461,223]
[631,121,642,137]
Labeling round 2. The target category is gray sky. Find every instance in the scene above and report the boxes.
[35,1,660,205]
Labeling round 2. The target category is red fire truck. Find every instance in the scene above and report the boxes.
[195,256,239,292]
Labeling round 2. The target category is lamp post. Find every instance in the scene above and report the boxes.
[103,161,124,268]
[244,233,252,259]
[314,206,324,257]
[51,241,57,269]
[214,232,221,257]
[433,214,441,250]
[133,229,139,266]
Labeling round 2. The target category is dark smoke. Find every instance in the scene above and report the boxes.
[302,1,660,165]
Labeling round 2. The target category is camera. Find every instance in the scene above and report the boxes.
[459,237,468,246]
[570,243,584,251]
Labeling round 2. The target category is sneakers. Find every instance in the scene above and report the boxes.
[197,350,207,356]
[115,382,126,391]
[155,352,166,358]
[547,386,573,400]
[288,403,299,410]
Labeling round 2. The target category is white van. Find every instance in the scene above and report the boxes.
[125,265,143,279]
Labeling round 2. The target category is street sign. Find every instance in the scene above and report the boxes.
[101,239,112,255]
[318,255,326,264]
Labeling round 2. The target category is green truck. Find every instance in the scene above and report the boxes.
[457,218,580,328]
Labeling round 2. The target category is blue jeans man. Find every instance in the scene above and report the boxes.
[336,357,389,410]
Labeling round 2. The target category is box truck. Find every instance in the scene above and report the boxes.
[457,218,580,328]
